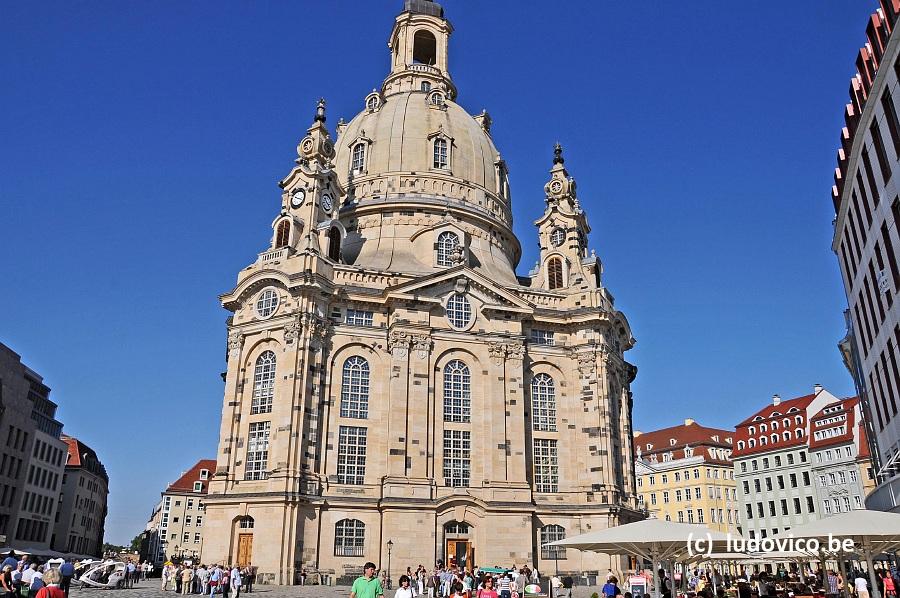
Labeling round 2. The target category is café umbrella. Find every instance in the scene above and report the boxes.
[548,519,730,598]
[769,510,900,598]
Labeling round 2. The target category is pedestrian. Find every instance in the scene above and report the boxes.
[1,565,13,598]
[855,573,870,598]
[209,565,220,597]
[395,575,416,598]
[59,560,74,598]
[34,569,64,598]
[245,564,255,594]
[230,566,241,598]
[197,565,209,595]
[181,566,194,595]
[175,566,184,594]
[476,576,498,598]
[221,566,231,598]
[351,562,384,598]
[884,572,896,598]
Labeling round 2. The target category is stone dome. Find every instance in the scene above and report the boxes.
[331,89,520,283]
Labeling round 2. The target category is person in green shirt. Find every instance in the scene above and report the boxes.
[351,563,384,598]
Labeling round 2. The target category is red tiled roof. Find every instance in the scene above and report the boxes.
[808,397,858,451]
[732,394,817,458]
[165,459,216,494]
[736,394,816,426]
[62,436,82,467]
[635,421,733,464]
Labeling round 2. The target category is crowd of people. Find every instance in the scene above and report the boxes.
[345,560,900,598]
[350,561,556,598]
[0,553,78,598]
[160,563,255,597]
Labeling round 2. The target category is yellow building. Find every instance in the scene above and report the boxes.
[634,419,738,533]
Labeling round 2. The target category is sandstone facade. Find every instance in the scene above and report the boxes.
[202,0,639,584]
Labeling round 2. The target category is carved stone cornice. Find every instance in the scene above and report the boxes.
[227,329,244,358]
[388,329,412,359]
[488,341,526,365]
[411,333,433,359]
[283,314,303,344]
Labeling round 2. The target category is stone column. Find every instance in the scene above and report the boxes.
[408,333,433,479]
[489,341,528,486]
[386,329,412,479]
[214,328,245,488]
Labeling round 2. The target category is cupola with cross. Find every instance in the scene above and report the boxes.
[532,143,602,291]
[382,0,456,99]
[273,99,346,261]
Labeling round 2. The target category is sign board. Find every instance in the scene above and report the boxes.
[629,576,648,598]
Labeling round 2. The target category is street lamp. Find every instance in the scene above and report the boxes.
[386,540,393,590]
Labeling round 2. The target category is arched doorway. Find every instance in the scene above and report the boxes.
[443,521,473,571]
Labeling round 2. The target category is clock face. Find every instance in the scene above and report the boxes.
[550,180,563,193]
[290,189,305,208]
[321,193,333,212]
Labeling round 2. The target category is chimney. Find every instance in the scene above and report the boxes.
[684,418,695,426]
[634,430,643,437]
[814,383,823,394]
[773,394,781,406]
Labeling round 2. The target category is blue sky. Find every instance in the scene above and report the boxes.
[0,1,874,544]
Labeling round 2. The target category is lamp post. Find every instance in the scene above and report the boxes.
[386,540,393,590]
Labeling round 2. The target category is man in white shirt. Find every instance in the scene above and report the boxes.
[230,566,242,598]
[22,563,36,586]
[854,574,869,598]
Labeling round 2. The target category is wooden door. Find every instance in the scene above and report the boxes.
[445,540,472,570]
[237,534,253,567]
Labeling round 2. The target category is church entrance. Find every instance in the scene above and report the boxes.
[443,522,473,570]
[237,534,253,567]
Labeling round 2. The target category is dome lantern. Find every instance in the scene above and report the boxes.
[383,0,456,99]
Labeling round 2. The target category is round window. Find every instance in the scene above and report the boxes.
[550,228,565,247]
[430,92,445,106]
[446,293,473,330]
[255,288,279,319]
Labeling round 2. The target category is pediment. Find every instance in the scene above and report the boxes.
[384,266,534,313]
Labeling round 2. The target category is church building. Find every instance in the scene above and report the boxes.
[202,0,639,584]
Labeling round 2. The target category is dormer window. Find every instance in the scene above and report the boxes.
[433,137,449,168]
[669,439,676,446]
[193,482,203,492]
[437,231,460,267]
[430,91,445,106]
[351,142,366,173]
[364,92,381,112]
[646,444,653,451]
[199,469,209,480]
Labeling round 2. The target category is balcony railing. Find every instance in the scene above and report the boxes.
[257,247,289,264]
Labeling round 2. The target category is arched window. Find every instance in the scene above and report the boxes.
[275,220,290,248]
[760,436,767,446]
[365,95,379,111]
[443,360,471,422]
[351,143,366,172]
[433,138,448,169]
[251,351,276,414]
[334,519,365,557]
[238,517,254,529]
[783,431,790,441]
[795,415,803,425]
[540,525,566,560]
[760,423,767,433]
[547,257,564,290]
[795,428,804,438]
[771,433,778,443]
[531,373,557,432]
[737,441,745,450]
[413,30,437,65]
[748,439,756,448]
[772,421,779,430]
[328,227,341,262]
[437,231,460,267]
[340,356,370,419]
